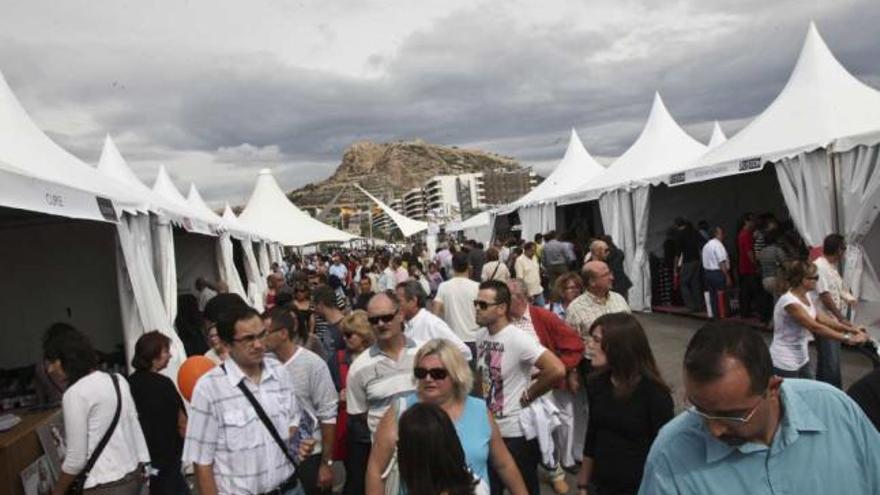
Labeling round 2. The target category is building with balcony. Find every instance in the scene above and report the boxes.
[481,169,538,205]
[402,187,427,221]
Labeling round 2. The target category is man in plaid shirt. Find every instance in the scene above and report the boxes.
[183,302,304,495]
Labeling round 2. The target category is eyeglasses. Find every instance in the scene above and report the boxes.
[343,332,360,339]
[414,367,449,380]
[685,395,764,424]
[805,275,820,281]
[473,300,502,310]
[564,285,581,291]
[232,329,268,346]
[267,326,287,335]
[368,313,397,325]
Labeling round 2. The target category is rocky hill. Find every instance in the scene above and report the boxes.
[288,139,526,209]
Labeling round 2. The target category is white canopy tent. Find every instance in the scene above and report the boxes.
[239,169,357,246]
[223,205,269,311]
[669,23,880,305]
[513,129,606,241]
[448,211,493,245]
[552,93,707,311]
[707,122,728,149]
[0,70,187,381]
[354,183,428,238]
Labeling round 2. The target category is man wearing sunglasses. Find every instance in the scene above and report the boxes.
[474,280,565,495]
[640,321,880,495]
[346,292,420,437]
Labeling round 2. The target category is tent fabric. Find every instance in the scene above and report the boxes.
[708,122,728,148]
[774,150,834,248]
[519,204,556,243]
[151,215,178,325]
[241,239,267,312]
[97,136,192,225]
[354,184,427,237]
[152,166,215,235]
[258,241,272,279]
[837,144,880,302]
[677,23,880,185]
[598,188,651,311]
[0,70,136,213]
[216,232,248,302]
[116,214,187,381]
[239,169,356,246]
[515,129,606,207]
[0,162,112,222]
[561,93,706,205]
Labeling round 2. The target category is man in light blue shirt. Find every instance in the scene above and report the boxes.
[640,321,880,495]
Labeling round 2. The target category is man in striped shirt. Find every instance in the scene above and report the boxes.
[183,303,303,495]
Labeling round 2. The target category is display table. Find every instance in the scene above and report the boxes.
[0,408,59,495]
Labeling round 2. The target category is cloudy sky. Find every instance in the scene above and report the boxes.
[1,0,878,206]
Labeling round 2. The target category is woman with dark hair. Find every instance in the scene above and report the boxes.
[291,281,317,339]
[576,313,674,495]
[481,247,511,283]
[397,402,478,495]
[129,331,189,494]
[770,260,867,378]
[175,294,208,356]
[43,325,149,494]
[549,271,584,319]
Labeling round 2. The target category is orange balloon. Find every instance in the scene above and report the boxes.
[177,356,217,402]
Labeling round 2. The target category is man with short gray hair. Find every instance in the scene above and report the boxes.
[395,281,472,360]
[566,261,630,347]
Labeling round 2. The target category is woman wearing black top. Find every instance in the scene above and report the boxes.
[576,313,674,495]
[128,331,189,495]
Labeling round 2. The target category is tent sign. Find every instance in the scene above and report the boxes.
[670,156,765,187]
[96,197,118,222]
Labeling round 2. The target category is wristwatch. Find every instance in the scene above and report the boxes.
[843,332,852,342]
[324,458,334,467]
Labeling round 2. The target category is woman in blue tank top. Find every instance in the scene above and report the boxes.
[365,339,527,495]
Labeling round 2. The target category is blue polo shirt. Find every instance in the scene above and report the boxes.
[639,379,880,494]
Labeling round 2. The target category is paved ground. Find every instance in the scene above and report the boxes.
[535,311,875,494]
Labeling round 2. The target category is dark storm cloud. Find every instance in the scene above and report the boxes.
[0,0,878,204]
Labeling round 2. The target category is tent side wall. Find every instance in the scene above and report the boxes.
[174,229,221,296]
[0,216,121,367]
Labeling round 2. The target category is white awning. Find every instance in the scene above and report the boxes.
[354,184,427,237]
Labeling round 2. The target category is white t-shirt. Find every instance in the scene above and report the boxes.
[701,238,728,270]
[435,277,481,342]
[770,291,817,371]
[814,257,846,316]
[475,324,547,437]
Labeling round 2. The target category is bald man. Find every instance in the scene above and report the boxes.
[565,261,631,346]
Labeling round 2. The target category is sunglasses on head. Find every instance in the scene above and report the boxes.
[414,367,449,380]
[368,313,397,325]
[473,300,501,310]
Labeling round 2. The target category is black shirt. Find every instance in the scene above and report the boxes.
[584,372,674,495]
[128,370,185,469]
[848,367,880,433]
[675,226,703,263]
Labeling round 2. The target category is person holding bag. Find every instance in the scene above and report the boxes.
[183,302,308,495]
[42,324,150,495]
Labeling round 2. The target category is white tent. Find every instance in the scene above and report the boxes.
[513,129,606,241]
[354,183,427,237]
[152,165,216,235]
[561,93,707,204]
[448,211,493,245]
[239,168,357,246]
[0,70,136,216]
[671,22,880,305]
[223,205,269,311]
[186,184,248,303]
[707,122,728,149]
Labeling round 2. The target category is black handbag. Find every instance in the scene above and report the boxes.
[67,373,122,495]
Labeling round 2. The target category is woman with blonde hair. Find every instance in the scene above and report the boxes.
[549,271,584,320]
[366,339,527,495]
[329,309,376,495]
[771,260,867,378]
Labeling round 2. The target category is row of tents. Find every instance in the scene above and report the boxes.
[470,22,880,321]
[0,66,363,382]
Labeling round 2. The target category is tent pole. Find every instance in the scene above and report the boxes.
[829,144,842,235]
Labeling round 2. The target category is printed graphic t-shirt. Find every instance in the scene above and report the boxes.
[475,324,546,438]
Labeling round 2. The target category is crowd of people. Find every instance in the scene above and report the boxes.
[35,227,880,495]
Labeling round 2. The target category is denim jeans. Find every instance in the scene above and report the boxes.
[680,260,703,312]
[704,270,726,318]
[816,336,842,388]
[489,436,540,495]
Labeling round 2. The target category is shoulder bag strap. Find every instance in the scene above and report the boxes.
[221,364,298,467]
[79,373,123,481]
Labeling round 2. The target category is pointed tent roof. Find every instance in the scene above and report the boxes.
[684,22,880,179]
[559,93,706,203]
[708,122,728,148]
[152,165,216,234]
[239,169,356,246]
[514,129,606,207]
[186,183,224,223]
[96,135,196,223]
[0,69,135,208]
[354,184,427,237]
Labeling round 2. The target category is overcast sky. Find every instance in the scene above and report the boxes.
[1,0,878,206]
